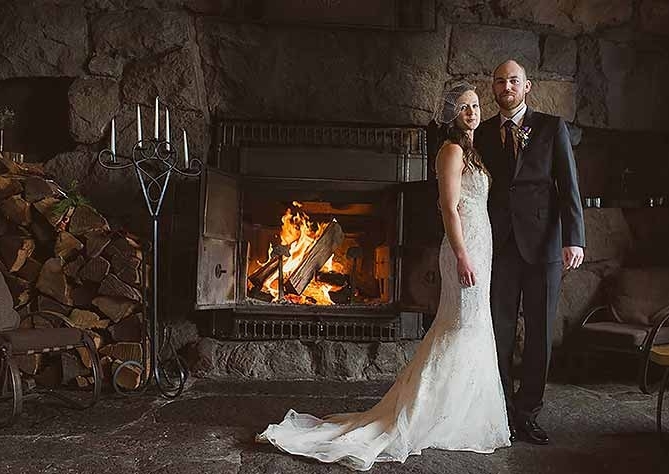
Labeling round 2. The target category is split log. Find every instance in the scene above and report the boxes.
[21,312,57,329]
[30,208,56,243]
[34,358,62,388]
[0,235,35,272]
[78,255,110,283]
[77,331,103,369]
[16,353,42,375]
[316,271,349,287]
[103,236,143,262]
[16,257,41,283]
[111,253,141,287]
[0,176,22,200]
[68,308,109,330]
[84,229,112,258]
[92,295,137,323]
[54,231,84,260]
[99,342,143,362]
[108,313,142,342]
[72,283,98,308]
[111,359,142,390]
[32,197,63,227]
[68,204,110,236]
[0,154,45,177]
[23,177,55,203]
[248,286,274,302]
[328,285,352,305]
[63,255,85,281]
[248,257,279,288]
[99,355,114,381]
[285,220,344,295]
[36,294,71,317]
[0,195,31,227]
[36,257,73,306]
[99,274,142,302]
[3,273,31,307]
[61,351,90,385]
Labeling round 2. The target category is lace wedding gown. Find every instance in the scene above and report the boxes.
[256,168,510,471]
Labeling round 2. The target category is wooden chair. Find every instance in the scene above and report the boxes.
[571,267,669,394]
[0,273,101,427]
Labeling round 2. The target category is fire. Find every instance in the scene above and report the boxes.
[259,202,344,304]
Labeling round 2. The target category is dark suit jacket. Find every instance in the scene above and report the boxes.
[475,107,585,264]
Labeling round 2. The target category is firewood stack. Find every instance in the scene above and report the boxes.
[0,153,146,390]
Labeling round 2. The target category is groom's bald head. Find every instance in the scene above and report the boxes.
[493,60,527,81]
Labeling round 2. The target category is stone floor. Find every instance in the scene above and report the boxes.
[1,377,667,474]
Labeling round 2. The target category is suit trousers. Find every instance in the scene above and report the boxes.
[490,231,562,422]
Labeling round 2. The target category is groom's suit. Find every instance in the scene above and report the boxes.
[475,107,585,422]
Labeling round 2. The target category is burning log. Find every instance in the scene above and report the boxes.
[328,285,352,305]
[285,220,344,295]
[248,256,279,288]
[316,271,348,287]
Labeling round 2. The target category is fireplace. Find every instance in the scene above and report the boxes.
[188,121,440,341]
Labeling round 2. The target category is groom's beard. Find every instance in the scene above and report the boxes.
[495,91,524,112]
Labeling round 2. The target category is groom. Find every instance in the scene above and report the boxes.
[475,60,585,444]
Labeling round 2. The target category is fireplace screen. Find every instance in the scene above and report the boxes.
[193,122,437,340]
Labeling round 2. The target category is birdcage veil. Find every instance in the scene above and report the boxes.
[432,82,477,126]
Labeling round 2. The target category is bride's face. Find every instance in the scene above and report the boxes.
[453,90,480,133]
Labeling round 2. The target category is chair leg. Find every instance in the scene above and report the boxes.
[0,353,23,427]
[657,368,669,433]
[46,336,102,409]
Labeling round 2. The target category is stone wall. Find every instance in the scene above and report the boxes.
[0,1,667,368]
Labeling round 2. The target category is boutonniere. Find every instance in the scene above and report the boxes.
[515,125,532,150]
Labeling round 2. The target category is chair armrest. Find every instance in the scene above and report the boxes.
[580,305,612,328]
[639,305,669,394]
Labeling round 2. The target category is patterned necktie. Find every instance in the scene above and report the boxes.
[503,120,515,179]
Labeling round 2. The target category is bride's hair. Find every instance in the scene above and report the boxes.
[433,82,487,174]
[442,122,487,174]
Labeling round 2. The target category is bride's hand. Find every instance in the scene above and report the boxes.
[457,255,476,287]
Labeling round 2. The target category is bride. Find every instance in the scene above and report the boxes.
[256,83,510,471]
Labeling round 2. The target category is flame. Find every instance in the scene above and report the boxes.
[260,202,342,305]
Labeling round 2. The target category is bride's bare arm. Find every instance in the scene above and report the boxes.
[436,143,476,287]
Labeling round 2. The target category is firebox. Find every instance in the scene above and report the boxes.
[190,121,441,342]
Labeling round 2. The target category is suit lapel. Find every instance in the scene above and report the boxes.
[513,106,535,179]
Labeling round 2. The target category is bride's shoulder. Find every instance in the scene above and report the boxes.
[437,140,464,165]
[435,141,465,175]
[437,141,464,160]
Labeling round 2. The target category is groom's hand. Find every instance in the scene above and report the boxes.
[562,246,584,270]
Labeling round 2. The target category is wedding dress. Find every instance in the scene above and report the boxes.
[256,167,510,471]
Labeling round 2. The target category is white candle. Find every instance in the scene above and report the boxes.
[136,104,142,142]
[165,108,170,151]
[111,117,116,162]
[183,128,189,169]
[154,96,159,140]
